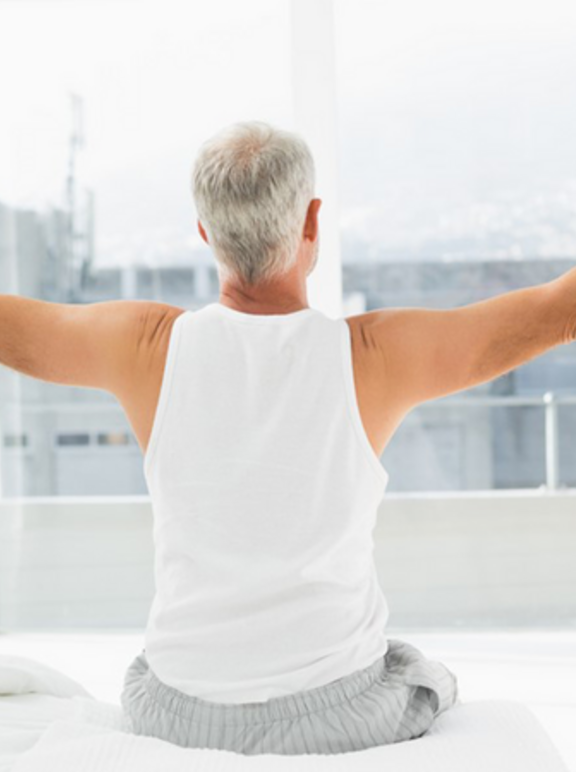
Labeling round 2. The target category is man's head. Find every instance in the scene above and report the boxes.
[192,121,321,289]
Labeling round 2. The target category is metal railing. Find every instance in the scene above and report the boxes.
[2,391,576,491]
[431,391,576,491]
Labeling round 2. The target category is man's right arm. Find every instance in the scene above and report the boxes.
[362,270,576,415]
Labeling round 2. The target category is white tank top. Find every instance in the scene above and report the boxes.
[143,302,390,703]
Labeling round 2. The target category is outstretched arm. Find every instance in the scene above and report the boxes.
[364,268,576,414]
[0,296,157,398]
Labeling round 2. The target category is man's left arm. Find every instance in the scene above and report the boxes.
[0,295,157,397]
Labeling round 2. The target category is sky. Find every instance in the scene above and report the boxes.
[0,0,293,264]
[334,0,576,260]
[1,0,576,266]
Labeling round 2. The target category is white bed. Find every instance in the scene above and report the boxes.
[0,653,571,772]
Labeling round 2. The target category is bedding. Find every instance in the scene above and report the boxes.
[0,654,571,772]
[0,654,123,772]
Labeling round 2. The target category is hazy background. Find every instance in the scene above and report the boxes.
[1,0,575,268]
[0,0,292,266]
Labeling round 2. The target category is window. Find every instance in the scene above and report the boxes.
[56,433,91,447]
[3,433,29,449]
[0,0,292,496]
[1,0,575,496]
[97,432,132,446]
[1,0,573,635]
[334,0,576,491]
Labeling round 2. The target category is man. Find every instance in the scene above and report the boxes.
[0,121,574,756]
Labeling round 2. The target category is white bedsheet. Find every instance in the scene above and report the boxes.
[0,654,571,772]
[0,654,123,772]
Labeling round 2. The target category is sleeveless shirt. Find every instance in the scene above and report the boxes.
[142,302,390,703]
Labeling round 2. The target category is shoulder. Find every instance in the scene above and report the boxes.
[140,302,188,351]
[110,302,186,402]
[343,310,387,363]
[342,311,390,398]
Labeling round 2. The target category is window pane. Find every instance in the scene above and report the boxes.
[335,0,576,491]
[57,433,91,447]
[0,0,292,496]
[97,432,131,446]
[3,433,29,449]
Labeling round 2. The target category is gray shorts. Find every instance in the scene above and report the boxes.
[120,638,460,756]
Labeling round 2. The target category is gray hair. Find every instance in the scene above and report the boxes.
[191,121,316,286]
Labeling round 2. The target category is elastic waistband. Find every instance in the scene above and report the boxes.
[140,652,387,725]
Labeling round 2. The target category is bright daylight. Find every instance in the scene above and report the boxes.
[0,0,574,769]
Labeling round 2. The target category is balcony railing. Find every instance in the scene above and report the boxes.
[1,390,576,494]
[434,391,576,491]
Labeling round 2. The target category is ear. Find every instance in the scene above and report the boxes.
[304,199,322,241]
[198,220,209,244]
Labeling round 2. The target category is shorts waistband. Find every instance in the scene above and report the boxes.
[140,651,388,725]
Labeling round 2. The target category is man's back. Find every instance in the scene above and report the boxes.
[120,304,404,463]
[138,302,390,702]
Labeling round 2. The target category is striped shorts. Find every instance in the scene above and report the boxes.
[120,638,460,756]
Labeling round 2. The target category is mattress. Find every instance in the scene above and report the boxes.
[0,654,571,772]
